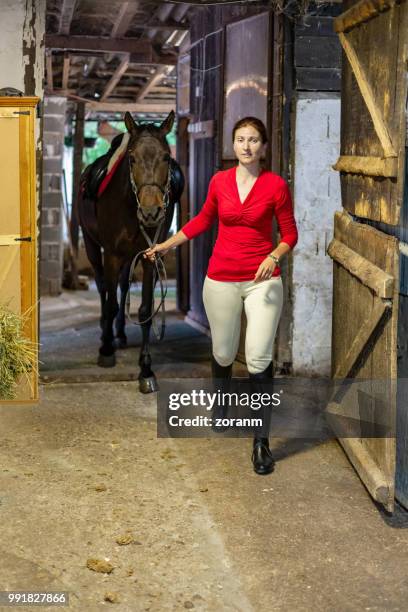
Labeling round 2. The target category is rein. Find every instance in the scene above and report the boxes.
[125,155,172,341]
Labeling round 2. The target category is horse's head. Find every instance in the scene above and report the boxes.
[124,110,174,228]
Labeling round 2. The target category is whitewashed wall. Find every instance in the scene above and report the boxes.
[1,0,44,97]
[1,0,45,249]
[292,93,341,376]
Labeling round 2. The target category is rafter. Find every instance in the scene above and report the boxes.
[136,66,169,101]
[140,19,189,31]
[111,1,140,38]
[86,101,175,113]
[46,51,54,91]
[62,52,70,92]
[45,34,152,56]
[59,0,77,35]
[100,54,130,101]
[45,34,178,65]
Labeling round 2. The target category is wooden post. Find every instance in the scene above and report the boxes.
[176,116,190,313]
[70,101,85,255]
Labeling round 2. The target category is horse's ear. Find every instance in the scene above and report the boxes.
[124,111,138,135]
[160,110,175,135]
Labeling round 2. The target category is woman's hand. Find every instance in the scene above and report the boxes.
[143,242,170,262]
[254,257,276,283]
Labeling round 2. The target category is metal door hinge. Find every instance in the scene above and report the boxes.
[13,111,30,116]
[14,236,32,242]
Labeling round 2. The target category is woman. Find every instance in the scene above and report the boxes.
[144,117,298,475]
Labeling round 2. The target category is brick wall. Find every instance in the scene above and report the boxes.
[40,96,66,296]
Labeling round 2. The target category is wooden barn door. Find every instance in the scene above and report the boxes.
[0,98,40,403]
[328,0,408,511]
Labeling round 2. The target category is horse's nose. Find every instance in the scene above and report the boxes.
[138,206,165,227]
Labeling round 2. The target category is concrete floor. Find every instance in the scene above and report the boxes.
[1,287,408,611]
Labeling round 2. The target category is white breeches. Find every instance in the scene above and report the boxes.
[202,275,284,374]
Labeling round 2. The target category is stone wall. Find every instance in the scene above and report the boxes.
[40,97,66,296]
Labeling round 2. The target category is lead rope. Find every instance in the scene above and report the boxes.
[125,220,167,341]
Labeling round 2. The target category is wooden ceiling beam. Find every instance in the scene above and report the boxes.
[138,20,189,31]
[132,52,177,66]
[45,34,153,56]
[59,0,77,35]
[86,101,175,113]
[46,35,178,65]
[111,1,140,38]
[62,52,71,92]
[136,66,169,102]
[100,54,130,101]
[46,51,54,92]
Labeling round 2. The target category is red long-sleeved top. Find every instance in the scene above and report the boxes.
[182,166,298,281]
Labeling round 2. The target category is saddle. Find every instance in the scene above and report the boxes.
[80,132,185,203]
[80,132,125,200]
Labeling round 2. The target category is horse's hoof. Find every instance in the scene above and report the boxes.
[98,353,116,368]
[116,336,127,349]
[139,375,158,394]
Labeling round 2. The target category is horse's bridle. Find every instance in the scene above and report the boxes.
[128,156,172,212]
[125,155,172,340]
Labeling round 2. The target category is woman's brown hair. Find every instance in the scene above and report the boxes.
[232,116,268,144]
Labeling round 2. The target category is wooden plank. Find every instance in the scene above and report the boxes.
[327,238,394,297]
[295,36,341,68]
[0,246,18,289]
[333,155,398,177]
[337,0,406,225]
[45,34,153,56]
[62,53,70,92]
[332,432,393,510]
[136,66,168,102]
[334,0,398,33]
[100,55,130,102]
[86,101,174,113]
[143,20,189,32]
[338,32,396,158]
[176,116,190,314]
[111,1,139,38]
[333,298,389,378]
[59,0,77,35]
[20,106,38,401]
[0,234,22,245]
[46,52,54,92]
[70,102,84,257]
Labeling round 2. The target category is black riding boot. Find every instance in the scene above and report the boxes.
[249,362,275,474]
[211,356,232,432]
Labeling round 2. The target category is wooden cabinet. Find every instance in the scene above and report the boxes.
[0,97,40,402]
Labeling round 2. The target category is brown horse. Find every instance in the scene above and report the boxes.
[77,110,184,392]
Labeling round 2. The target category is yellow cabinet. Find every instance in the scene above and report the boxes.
[0,97,40,402]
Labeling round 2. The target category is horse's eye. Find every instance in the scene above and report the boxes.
[129,154,136,163]
[163,153,170,162]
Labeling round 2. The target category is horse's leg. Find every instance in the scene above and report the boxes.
[138,257,158,393]
[81,227,106,334]
[115,260,132,349]
[98,252,121,367]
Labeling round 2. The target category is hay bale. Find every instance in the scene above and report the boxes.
[0,303,37,400]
